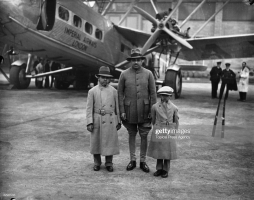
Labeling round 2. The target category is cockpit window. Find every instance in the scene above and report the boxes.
[95,28,103,40]
[85,22,93,35]
[73,15,82,28]
[59,6,69,21]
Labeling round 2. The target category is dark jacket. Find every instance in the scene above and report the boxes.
[221,69,237,91]
[210,66,222,82]
[118,67,157,124]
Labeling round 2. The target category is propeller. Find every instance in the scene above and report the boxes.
[133,0,193,55]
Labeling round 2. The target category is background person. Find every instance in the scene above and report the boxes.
[118,48,157,173]
[210,61,222,99]
[147,86,178,178]
[219,63,237,99]
[35,59,44,89]
[238,62,250,102]
[86,66,121,172]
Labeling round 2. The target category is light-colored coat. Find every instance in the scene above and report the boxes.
[238,67,249,92]
[118,67,157,124]
[147,101,179,160]
[86,84,120,155]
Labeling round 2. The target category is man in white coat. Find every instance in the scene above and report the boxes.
[238,62,250,102]
[86,66,121,172]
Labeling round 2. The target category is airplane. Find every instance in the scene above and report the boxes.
[0,0,253,98]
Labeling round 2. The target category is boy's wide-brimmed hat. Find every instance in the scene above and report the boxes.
[157,86,174,96]
[126,48,146,61]
[96,66,113,78]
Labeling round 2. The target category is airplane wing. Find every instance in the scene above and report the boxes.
[180,34,254,61]
[114,25,151,48]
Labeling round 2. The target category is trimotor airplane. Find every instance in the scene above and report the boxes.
[0,0,253,98]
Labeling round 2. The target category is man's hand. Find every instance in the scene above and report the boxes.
[87,124,94,132]
[121,113,126,121]
[116,123,121,130]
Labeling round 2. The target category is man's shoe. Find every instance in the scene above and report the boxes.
[161,170,168,178]
[93,165,100,171]
[140,162,150,173]
[153,170,163,177]
[106,166,113,172]
[126,161,136,171]
[237,99,243,101]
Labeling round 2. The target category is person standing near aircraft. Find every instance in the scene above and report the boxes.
[118,48,157,173]
[238,62,250,102]
[44,60,50,88]
[35,59,44,89]
[219,63,237,98]
[210,61,222,99]
[86,66,121,172]
[147,86,178,178]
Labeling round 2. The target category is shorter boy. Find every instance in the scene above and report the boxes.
[147,86,179,178]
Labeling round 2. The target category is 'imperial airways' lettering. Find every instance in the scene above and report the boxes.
[72,40,87,52]
[65,27,81,40]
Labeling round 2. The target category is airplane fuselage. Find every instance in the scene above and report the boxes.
[0,0,133,72]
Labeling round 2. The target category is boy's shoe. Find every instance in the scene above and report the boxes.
[140,162,150,173]
[161,170,168,178]
[126,161,136,171]
[106,166,114,172]
[153,170,163,176]
[93,165,100,171]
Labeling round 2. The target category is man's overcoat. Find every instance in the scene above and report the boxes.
[86,84,120,155]
[118,67,157,124]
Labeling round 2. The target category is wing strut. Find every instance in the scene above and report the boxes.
[101,0,115,16]
[180,0,207,28]
[191,0,231,38]
[118,0,140,26]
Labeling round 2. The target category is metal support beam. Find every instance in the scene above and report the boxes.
[26,67,73,78]
[191,0,231,38]
[0,67,10,83]
[180,0,207,28]
[101,0,115,16]
[25,54,32,74]
[150,0,159,14]
[118,0,140,26]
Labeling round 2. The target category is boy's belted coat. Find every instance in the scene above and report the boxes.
[86,84,121,156]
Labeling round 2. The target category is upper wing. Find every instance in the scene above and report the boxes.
[180,34,254,61]
[114,25,151,48]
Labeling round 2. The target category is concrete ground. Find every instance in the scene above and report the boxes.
[0,81,253,200]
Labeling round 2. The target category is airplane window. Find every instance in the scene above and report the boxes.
[85,22,93,35]
[73,15,82,28]
[59,6,69,21]
[95,29,103,40]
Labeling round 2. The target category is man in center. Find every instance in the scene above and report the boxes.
[118,48,157,173]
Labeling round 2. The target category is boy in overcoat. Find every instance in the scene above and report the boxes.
[86,66,121,172]
[147,86,179,178]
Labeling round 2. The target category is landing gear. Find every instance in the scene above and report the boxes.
[10,65,31,89]
[164,69,182,99]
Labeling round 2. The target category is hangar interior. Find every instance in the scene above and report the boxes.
[87,0,254,79]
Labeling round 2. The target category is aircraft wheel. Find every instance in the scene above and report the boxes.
[10,65,31,89]
[164,70,182,99]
